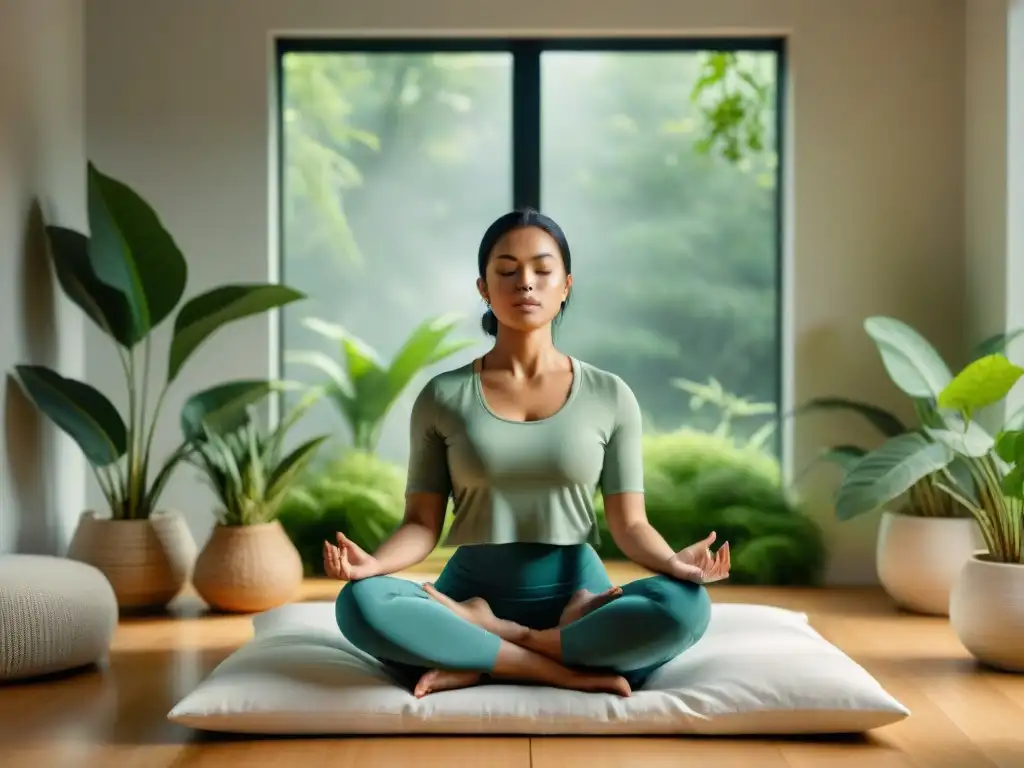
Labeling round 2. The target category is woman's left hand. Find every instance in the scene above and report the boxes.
[667,531,731,584]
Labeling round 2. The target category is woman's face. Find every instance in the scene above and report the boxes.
[477,226,571,334]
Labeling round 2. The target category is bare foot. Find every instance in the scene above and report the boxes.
[563,670,632,697]
[421,583,527,641]
[414,669,483,698]
[558,587,623,627]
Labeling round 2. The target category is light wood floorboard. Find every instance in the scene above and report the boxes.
[2,562,1023,767]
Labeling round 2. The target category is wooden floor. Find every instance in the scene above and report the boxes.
[2,563,1024,768]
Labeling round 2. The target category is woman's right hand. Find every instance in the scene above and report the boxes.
[323,532,381,581]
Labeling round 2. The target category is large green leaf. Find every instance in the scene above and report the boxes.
[86,164,188,341]
[14,365,127,467]
[796,396,906,437]
[46,226,137,347]
[180,379,280,442]
[937,354,1024,417]
[969,328,1024,362]
[169,284,305,381]
[863,316,953,398]
[834,433,954,520]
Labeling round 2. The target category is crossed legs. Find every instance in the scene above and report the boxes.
[336,572,711,697]
[336,576,631,697]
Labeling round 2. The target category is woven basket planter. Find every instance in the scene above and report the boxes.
[192,520,303,613]
[66,510,197,611]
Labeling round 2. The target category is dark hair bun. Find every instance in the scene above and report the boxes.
[481,308,498,336]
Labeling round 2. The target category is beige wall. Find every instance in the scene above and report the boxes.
[0,0,87,554]
[83,0,969,584]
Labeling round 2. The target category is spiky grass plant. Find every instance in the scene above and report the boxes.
[186,397,329,527]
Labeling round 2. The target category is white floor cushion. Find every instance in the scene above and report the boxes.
[0,554,118,682]
[167,600,909,736]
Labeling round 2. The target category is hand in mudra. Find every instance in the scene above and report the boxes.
[667,531,731,584]
[323,532,380,581]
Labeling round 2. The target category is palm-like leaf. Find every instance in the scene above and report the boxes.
[302,314,472,451]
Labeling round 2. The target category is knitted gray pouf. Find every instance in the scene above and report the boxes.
[0,554,118,682]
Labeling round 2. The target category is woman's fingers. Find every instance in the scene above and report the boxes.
[322,541,332,577]
[340,544,351,579]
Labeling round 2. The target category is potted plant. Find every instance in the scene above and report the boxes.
[804,317,1020,615]
[938,360,1024,672]
[836,347,1024,667]
[12,163,305,610]
[185,392,329,613]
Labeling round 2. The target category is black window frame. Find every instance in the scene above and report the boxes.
[274,36,787,457]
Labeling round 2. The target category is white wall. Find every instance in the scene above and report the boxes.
[1008,0,1024,417]
[84,0,968,584]
[0,0,87,554]
[965,0,1008,350]
[964,0,1024,420]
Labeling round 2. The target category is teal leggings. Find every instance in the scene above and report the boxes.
[335,543,711,690]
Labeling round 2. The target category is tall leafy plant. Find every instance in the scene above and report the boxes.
[12,164,305,520]
[800,317,1023,518]
[288,314,473,452]
[834,340,1024,563]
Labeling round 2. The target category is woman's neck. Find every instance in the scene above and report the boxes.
[485,328,564,378]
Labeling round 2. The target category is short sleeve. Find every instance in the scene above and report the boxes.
[599,377,645,495]
[405,381,453,497]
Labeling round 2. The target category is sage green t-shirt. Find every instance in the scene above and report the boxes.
[406,357,645,547]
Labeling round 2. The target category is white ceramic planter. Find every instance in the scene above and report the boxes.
[876,511,982,616]
[950,553,1024,672]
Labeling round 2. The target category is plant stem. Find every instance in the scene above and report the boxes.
[136,335,153,517]
[140,384,170,511]
[109,342,135,519]
[90,464,116,511]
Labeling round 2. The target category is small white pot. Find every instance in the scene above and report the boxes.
[950,552,1024,672]
[876,511,982,616]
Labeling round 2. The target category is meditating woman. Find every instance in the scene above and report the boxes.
[324,208,731,699]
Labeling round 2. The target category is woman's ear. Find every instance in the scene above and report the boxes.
[476,276,489,304]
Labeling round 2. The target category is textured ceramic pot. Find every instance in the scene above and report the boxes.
[876,511,982,616]
[67,510,197,610]
[192,520,303,613]
[950,552,1024,672]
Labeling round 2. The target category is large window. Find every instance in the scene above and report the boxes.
[277,38,785,466]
